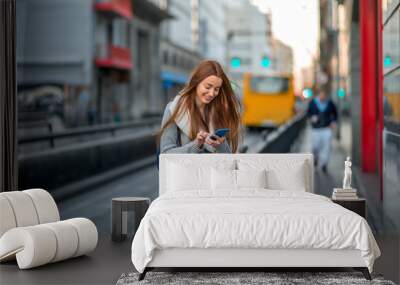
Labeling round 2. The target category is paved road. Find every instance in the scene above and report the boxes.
[58,165,159,235]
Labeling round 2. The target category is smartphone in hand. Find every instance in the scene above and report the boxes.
[210,128,230,140]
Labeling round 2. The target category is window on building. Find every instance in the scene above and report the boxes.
[382,2,400,129]
[172,53,177,67]
[163,50,169,64]
[112,19,129,47]
[382,0,400,232]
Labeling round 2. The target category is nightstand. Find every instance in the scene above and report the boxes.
[111,197,150,242]
[332,198,366,218]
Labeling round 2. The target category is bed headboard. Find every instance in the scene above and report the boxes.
[159,153,314,196]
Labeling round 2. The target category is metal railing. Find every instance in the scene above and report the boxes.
[18,117,161,148]
[241,112,307,154]
[18,120,53,133]
[259,112,307,153]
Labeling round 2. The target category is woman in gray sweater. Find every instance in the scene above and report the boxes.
[158,60,241,154]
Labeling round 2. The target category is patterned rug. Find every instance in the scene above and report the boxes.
[116,271,396,285]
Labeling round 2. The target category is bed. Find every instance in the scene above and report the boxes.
[131,153,380,280]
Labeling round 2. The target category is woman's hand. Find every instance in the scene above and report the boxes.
[195,131,209,147]
[205,135,225,148]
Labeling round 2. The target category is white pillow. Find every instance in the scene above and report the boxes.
[238,159,307,191]
[167,160,235,192]
[236,169,267,189]
[211,168,236,190]
[167,162,208,191]
[211,168,267,190]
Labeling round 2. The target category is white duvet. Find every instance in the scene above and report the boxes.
[131,190,380,273]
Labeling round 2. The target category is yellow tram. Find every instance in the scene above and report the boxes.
[242,72,295,128]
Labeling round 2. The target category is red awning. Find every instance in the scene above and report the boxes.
[95,45,132,70]
[94,0,133,20]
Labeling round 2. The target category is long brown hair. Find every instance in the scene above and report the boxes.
[158,60,242,153]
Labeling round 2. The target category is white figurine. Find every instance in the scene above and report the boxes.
[342,157,352,189]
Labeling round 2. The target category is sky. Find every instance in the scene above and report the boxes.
[249,0,319,73]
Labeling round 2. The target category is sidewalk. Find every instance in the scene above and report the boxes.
[292,123,348,198]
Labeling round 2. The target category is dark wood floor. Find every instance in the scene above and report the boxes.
[0,237,133,285]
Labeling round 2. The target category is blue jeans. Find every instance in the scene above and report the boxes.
[311,127,332,168]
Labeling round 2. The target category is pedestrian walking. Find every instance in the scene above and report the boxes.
[307,90,338,173]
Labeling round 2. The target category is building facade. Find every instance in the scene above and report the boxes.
[159,0,229,107]
[129,0,171,118]
[196,0,228,63]
[271,39,293,75]
[225,1,274,87]
[95,0,133,123]
[16,0,170,128]
[161,0,192,51]
[159,40,202,106]
[159,0,202,106]
[381,0,400,232]
[17,0,96,128]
